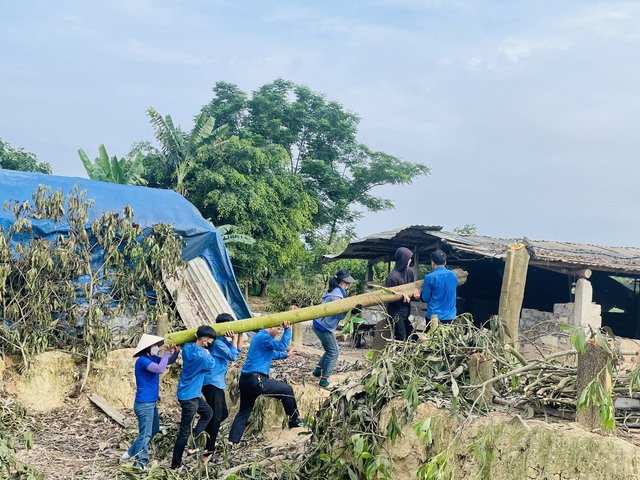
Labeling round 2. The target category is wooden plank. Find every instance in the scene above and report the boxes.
[88,394,132,428]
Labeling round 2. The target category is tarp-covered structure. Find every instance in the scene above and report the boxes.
[0,168,251,320]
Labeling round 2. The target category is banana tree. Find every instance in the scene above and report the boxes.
[147,107,229,196]
[78,145,147,185]
[216,223,256,246]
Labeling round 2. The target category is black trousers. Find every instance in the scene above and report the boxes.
[228,373,299,444]
[202,384,228,452]
[171,397,213,468]
[393,315,414,341]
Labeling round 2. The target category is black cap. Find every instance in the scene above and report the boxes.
[336,270,356,283]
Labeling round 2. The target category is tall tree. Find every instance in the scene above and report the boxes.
[78,144,147,185]
[0,138,52,174]
[147,107,228,196]
[201,80,430,243]
[187,136,316,295]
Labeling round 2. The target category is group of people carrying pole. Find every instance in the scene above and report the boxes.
[126,313,301,472]
[123,248,457,472]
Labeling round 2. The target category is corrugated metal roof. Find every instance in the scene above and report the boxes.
[325,225,640,275]
[164,257,237,330]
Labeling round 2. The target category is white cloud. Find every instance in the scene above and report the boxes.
[102,37,206,65]
[498,37,570,63]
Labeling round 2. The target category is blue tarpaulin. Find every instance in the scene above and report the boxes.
[0,168,252,320]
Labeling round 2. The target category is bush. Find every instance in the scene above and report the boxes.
[267,279,326,312]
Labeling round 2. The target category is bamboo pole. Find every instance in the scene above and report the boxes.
[167,280,424,345]
[497,243,530,348]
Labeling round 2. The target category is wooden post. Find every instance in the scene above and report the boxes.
[468,353,494,407]
[289,306,304,349]
[497,243,530,348]
[156,313,169,338]
[576,341,612,430]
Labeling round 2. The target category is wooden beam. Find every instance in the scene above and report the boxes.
[498,243,530,348]
[88,394,132,428]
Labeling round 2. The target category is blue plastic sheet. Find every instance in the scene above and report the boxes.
[0,168,252,320]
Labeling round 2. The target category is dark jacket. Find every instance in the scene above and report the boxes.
[385,247,415,319]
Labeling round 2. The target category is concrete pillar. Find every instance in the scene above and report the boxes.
[573,278,600,329]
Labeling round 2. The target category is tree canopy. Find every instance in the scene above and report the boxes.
[186,136,316,294]
[0,138,52,174]
[202,79,430,242]
[147,107,228,196]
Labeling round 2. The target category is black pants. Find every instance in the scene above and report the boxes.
[393,315,413,341]
[171,397,213,468]
[202,384,228,452]
[228,373,299,444]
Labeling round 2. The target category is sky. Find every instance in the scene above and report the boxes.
[1,0,639,247]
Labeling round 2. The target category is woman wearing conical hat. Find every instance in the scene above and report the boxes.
[122,334,180,469]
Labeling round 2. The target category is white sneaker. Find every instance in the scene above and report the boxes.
[121,451,131,461]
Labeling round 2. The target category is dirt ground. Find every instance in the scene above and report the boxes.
[11,310,373,479]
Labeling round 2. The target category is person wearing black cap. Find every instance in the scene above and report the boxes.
[312,270,356,388]
[385,248,421,341]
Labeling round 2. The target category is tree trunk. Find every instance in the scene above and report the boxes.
[497,243,530,348]
[468,353,494,407]
[167,280,423,344]
[576,340,612,431]
[167,269,468,345]
[156,313,169,338]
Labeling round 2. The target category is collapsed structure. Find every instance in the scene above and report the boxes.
[0,168,251,323]
[325,225,640,344]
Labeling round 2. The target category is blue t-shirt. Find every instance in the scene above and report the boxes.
[204,337,241,389]
[241,328,290,376]
[134,354,162,403]
[421,266,458,320]
[177,343,215,401]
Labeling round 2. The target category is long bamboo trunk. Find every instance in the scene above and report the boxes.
[166,280,423,345]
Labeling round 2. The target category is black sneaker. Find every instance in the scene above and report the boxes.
[288,418,304,428]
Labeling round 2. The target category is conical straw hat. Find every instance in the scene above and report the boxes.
[133,334,165,357]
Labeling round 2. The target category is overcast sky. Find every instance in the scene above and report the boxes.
[1,1,639,246]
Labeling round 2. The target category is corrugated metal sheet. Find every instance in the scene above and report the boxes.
[325,225,640,275]
[164,257,237,330]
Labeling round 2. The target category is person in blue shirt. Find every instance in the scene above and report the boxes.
[421,250,458,321]
[123,334,179,469]
[228,321,302,445]
[170,325,216,472]
[201,313,243,463]
[312,270,356,388]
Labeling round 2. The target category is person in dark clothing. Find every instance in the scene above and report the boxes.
[201,313,243,463]
[228,321,302,446]
[385,247,421,340]
[171,326,216,472]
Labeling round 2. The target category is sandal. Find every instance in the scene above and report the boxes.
[201,452,222,463]
[171,465,190,474]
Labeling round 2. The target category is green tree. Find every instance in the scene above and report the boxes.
[0,138,52,174]
[187,136,316,295]
[201,79,430,243]
[78,144,147,185]
[147,107,228,196]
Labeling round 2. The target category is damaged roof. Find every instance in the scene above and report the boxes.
[324,225,640,276]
